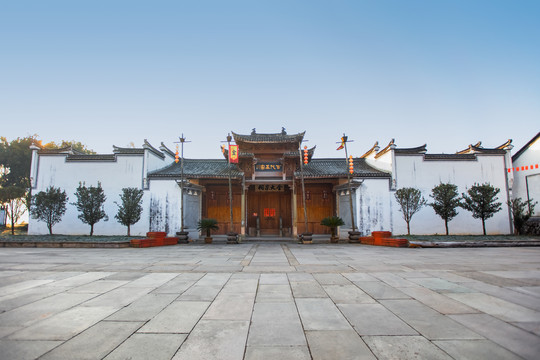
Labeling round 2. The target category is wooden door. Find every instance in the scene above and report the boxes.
[247,187,291,236]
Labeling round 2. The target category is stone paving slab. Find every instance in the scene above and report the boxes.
[0,244,539,359]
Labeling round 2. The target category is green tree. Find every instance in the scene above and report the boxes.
[461,183,502,235]
[0,186,27,234]
[0,136,36,188]
[507,197,537,235]
[71,182,107,236]
[30,186,68,235]
[115,187,144,236]
[430,183,461,235]
[395,187,427,235]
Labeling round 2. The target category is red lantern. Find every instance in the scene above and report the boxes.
[349,155,353,174]
[175,145,179,163]
[303,146,308,164]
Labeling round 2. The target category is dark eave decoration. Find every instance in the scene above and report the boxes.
[394,144,427,155]
[513,132,540,162]
[360,142,379,158]
[424,154,477,161]
[143,140,165,159]
[159,142,176,158]
[456,140,509,155]
[66,154,116,162]
[294,158,390,179]
[232,129,305,145]
[38,145,83,155]
[374,139,395,159]
[149,159,244,179]
[113,146,144,155]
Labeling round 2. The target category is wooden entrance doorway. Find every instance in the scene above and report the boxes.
[247,185,291,236]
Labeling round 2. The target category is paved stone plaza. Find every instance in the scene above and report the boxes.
[0,242,539,360]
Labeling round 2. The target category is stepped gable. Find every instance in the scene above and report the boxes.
[295,158,390,179]
[148,158,243,179]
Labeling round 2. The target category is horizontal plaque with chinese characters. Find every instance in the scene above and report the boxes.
[255,184,285,192]
[255,162,282,171]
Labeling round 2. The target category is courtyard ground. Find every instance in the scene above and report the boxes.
[0,242,539,359]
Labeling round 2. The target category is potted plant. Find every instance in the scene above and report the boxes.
[321,216,345,243]
[197,218,219,243]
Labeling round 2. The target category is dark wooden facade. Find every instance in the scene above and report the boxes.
[200,131,336,236]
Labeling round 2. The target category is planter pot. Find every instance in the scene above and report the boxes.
[301,232,313,244]
[176,231,189,244]
[204,237,213,244]
[330,236,339,243]
[227,232,239,244]
[348,231,361,243]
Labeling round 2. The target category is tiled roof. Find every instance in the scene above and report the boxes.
[284,146,316,160]
[295,158,390,178]
[149,159,244,179]
[457,144,506,155]
[232,131,305,144]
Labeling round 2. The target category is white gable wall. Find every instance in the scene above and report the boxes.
[28,153,151,236]
[512,137,540,216]
[391,154,512,235]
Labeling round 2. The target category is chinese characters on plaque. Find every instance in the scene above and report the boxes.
[255,184,285,192]
[255,162,282,171]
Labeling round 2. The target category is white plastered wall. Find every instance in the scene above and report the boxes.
[28,153,150,235]
[391,154,512,235]
[512,138,540,216]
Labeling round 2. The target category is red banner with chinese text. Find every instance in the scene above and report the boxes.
[229,145,239,163]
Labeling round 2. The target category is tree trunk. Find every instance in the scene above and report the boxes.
[444,219,449,235]
[127,224,131,236]
[10,216,15,235]
[48,224,53,235]
[90,224,94,236]
[482,218,486,235]
[406,221,410,235]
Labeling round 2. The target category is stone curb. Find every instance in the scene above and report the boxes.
[411,241,540,248]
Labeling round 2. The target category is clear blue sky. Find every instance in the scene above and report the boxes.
[1,0,539,158]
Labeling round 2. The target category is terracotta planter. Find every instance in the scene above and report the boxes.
[330,236,339,243]
[204,237,213,244]
[372,231,392,239]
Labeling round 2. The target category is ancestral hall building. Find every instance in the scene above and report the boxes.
[28,129,517,237]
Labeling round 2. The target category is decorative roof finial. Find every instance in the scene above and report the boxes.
[281,127,286,135]
[251,128,256,135]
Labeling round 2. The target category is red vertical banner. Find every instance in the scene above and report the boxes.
[229,145,239,163]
